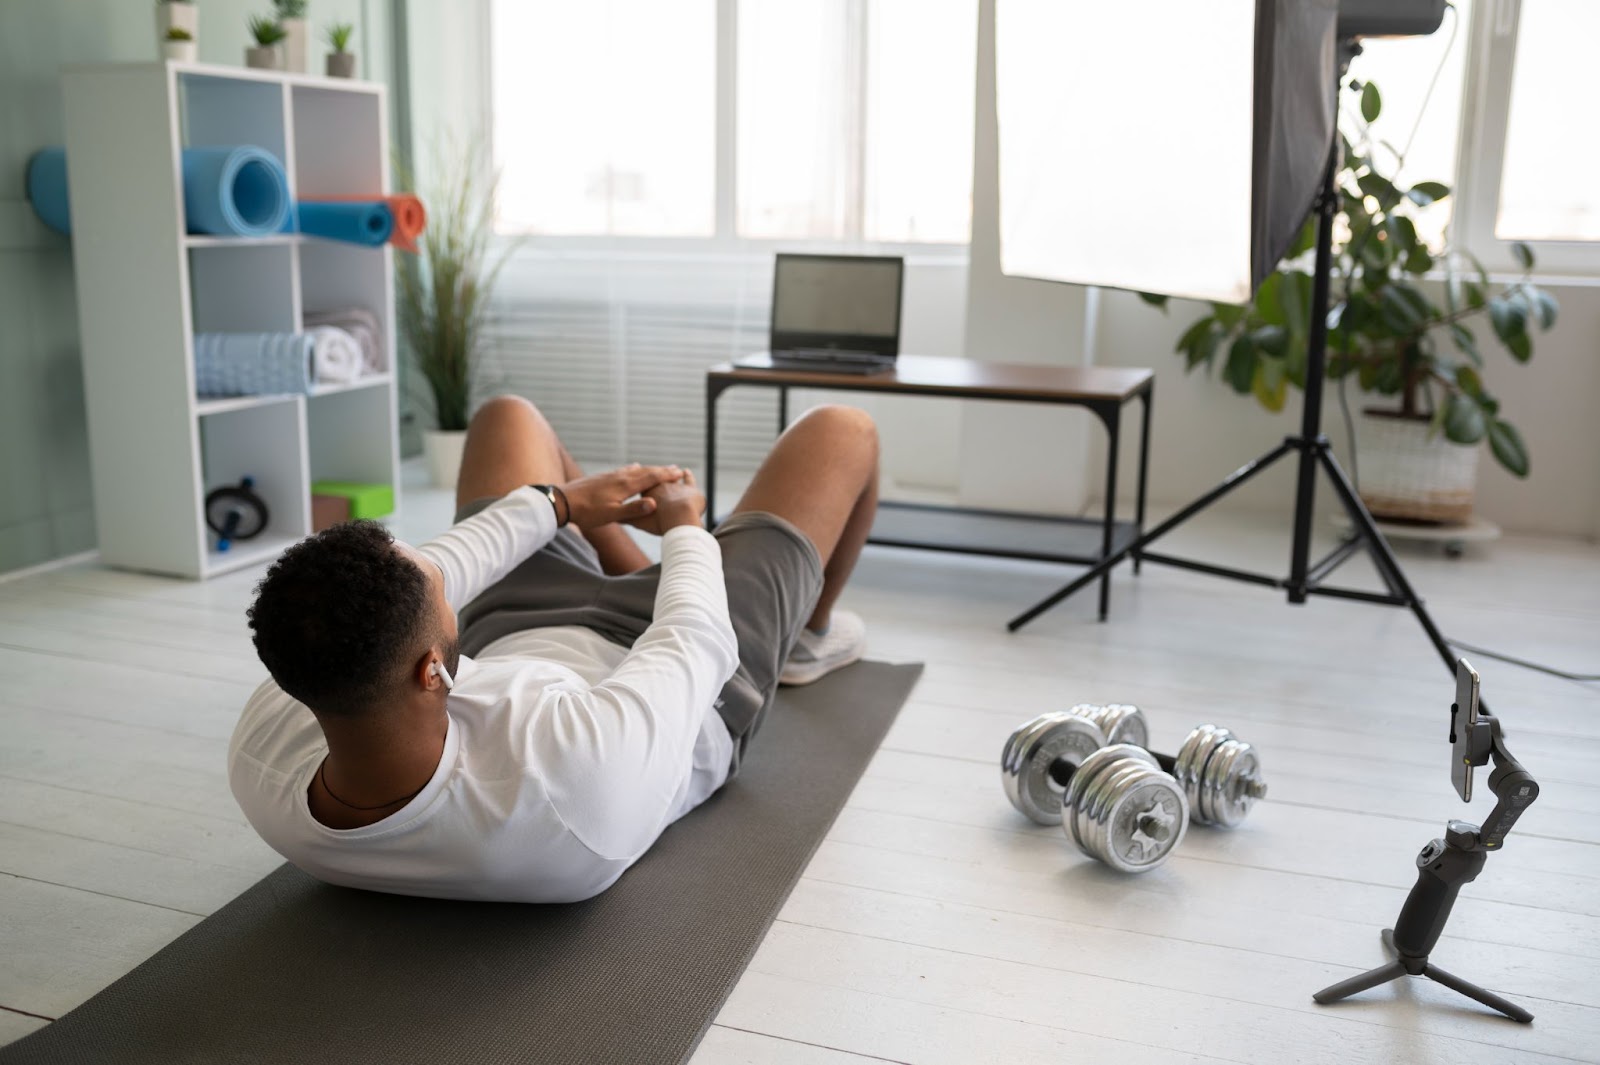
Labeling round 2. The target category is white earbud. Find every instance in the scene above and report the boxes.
[430,661,455,691]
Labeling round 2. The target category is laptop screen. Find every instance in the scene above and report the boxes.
[770,254,903,357]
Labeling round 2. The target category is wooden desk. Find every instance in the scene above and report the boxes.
[705,354,1155,626]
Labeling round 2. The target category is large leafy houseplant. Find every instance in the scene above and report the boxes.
[397,147,512,433]
[1141,78,1556,479]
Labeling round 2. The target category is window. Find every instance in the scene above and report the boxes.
[1496,0,1600,241]
[491,0,717,237]
[491,0,977,245]
[737,0,977,242]
[1341,0,1473,250]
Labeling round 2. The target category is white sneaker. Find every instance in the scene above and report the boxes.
[780,608,866,686]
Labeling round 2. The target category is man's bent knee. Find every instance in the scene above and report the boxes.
[471,394,543,427]
[797,404,878,451]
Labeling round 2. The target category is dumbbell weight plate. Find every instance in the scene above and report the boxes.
[1101,771,1188,872]
[1063,743,1157,857]
[1002,714,1108,826]
[1200,738,1263,828]
[1097,703,1150,748]
[1172,724,1230,802]
[1002,712,1068,776]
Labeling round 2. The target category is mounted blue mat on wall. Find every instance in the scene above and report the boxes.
[194,333,315,397]
[295,201,394,246]
[25,149,72,235]
[26,145,291,237]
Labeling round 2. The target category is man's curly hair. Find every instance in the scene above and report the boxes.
[248,521,433,716]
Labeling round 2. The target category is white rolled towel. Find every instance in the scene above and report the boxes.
[309,326,364,384]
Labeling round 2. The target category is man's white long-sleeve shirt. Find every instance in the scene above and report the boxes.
[227,487,741,902]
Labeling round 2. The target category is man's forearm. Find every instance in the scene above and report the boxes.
[419,486,559,610]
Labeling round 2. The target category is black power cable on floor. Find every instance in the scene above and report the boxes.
[1444,637,1600,682]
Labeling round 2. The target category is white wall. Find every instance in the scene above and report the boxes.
[958,0,1094,515]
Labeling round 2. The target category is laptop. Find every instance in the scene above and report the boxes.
[737,253,904,375]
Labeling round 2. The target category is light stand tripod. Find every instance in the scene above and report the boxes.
[1008,43,1461,689]
[1313,708,1540,1022]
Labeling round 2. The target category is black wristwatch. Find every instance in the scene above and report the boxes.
[529,484,570,527]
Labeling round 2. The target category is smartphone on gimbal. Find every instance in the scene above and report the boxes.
[1450,659,1481,802]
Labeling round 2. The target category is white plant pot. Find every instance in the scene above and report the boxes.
[1357,411,1480,524]
[423,430,469,490]
[155,2,198,42]
[246,45,283,70]
[281,17,308,73]
[162,39,197,62]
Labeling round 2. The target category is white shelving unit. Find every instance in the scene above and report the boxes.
[60,61,400,578]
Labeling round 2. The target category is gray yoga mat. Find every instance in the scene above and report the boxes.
[1,661,920,1065]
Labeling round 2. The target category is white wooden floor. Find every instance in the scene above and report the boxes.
[2,479,1598,1064]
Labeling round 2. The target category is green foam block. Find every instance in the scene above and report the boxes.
[311,481,395,520]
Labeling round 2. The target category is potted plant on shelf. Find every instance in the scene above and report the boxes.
[156,0,198,50]
[398,145,514,489]
[325,22,356,78]
[163,27,197,62]
[1140,78,1556,524]
[274,0,308,73]
[245,16,286,69]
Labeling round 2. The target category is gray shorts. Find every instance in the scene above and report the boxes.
[453,504,824,771]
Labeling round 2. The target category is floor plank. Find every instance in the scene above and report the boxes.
[0,874,199,1019]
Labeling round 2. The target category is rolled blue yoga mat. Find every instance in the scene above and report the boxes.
[295,201,395,247]
[26,148,71,235]
[25,145,290,237]
[182,146,291,236]
[194,333,314,397]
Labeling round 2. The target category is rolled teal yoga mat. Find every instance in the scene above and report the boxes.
[25,145,290,237]
[296,201,394,246]
[194,333,314,397]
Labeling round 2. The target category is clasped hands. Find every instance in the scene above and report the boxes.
[557,464,705,534]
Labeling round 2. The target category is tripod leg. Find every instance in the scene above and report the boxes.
[1422,964,1534,1023]
[1312,961,1409,1005]
[1316,447,1459,675]
[1007,440,1297,631]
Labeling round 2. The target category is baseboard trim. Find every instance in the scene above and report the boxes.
[0,549,101,586]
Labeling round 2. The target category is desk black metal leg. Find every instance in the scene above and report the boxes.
[1097,405,1121,621]
[1134,391,1152,576]
[705,381,722,530]
[777,386,789,435]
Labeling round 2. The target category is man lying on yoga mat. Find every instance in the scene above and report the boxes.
[229,396,878,902]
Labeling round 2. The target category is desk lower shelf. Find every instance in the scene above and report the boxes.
[865,501,1140,565]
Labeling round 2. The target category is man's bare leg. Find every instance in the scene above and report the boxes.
[729,404,879,631]
[456,395,652,575]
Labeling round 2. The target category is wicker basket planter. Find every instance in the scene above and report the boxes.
[1357,410,1479,524]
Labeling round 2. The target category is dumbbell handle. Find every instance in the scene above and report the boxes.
[1048,748,1177,787]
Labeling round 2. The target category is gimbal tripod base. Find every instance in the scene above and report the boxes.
[1314,817,1535,1024]
[1313,928,1533,1024]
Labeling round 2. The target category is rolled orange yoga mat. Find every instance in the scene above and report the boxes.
[321,193,426,252]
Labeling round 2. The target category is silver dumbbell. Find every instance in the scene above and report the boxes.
[1001,715,1188,873]
[1059,704,1267,828]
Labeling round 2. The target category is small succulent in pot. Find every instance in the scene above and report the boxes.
[325,22,357,77]
[162,24,197,61]
[246,15,287,69]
